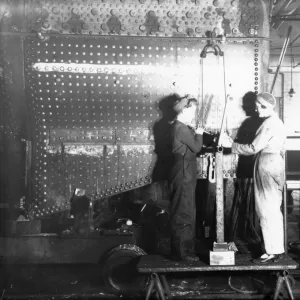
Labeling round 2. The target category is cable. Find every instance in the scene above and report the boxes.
[228,276,266,294]
[222,54,228,134]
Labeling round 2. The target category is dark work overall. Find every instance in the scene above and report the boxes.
[168,120,203,258]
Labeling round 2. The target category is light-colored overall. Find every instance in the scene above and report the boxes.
[232,113,286,255]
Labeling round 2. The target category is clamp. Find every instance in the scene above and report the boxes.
[200,32,224,58]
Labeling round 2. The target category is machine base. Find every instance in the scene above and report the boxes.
[209,250,235,265]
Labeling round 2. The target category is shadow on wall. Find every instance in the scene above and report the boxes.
[235,91,264,178]
[229,91,264,245]
[151,94,180,182]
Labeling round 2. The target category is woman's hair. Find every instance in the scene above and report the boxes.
[173,95,197,114]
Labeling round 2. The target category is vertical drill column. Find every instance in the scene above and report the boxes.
[215,150,224,243]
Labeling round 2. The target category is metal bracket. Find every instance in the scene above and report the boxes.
[200,32,224,58]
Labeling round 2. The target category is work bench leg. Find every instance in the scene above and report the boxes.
[145,277,155,300]
[145,273,166,300]
[284,271,295,300]
[160,274,171,298]
[274,274,284,300]
[153,273,166,300]
[273,271,295,300]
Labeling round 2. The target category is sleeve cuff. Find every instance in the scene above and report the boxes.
[231,142,238,154]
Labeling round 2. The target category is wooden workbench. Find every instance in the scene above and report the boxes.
[137,254,299,300]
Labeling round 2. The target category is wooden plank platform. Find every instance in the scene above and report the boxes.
[138,254,299,273]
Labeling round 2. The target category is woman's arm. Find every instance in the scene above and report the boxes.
[177,124,203,153]
[232,120,272,155]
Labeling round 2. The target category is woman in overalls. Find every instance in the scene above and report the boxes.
[221,92,289,263]
[168,96,205,262]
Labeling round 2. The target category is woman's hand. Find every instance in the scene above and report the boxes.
[220,134,234,148]
[195,127,205,135]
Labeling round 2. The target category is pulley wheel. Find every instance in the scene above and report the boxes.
[102,244,148,296]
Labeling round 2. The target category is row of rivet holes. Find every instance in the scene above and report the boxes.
[30,85,178,93]
[30,88,170,97]
[32,52,204,61]
[34,117,218,125]
[32,178,151,216]
[34,203,69,217]
[32,175,152,211]
[34,179,152,190]
[29,54,222,64]
[52,136,150,141]
[31,76,198,89]
[32,117,177,123]
[33,120,159,127]
[31,108,159,121]
[35,76,187,87]
[30,44,200,54]
[28,41,256,50]
[254,43,259,91]
[34,155,152,170]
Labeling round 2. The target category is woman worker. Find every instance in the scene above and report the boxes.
[221,92,289,263]
[168,95,206,262]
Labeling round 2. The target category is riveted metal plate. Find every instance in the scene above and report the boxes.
[24,34,262,217]
[23,0,267,38]
[117,144,154,189]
